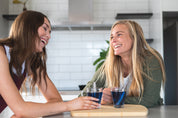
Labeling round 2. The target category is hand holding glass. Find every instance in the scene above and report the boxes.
[86,88,103,108]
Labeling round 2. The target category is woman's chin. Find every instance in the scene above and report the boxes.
[114,52,120,56]
[35,48,43,53]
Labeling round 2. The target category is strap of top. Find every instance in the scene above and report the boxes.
[4,45,25,75]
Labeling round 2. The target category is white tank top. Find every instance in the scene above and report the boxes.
[4,45,25,75]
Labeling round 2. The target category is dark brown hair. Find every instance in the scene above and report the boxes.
[0,10,50,93]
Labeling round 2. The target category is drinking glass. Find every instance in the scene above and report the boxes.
[86,87,103,108]
[111,88,126,108]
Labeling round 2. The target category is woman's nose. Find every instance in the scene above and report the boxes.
[111,37,116,43]
[46,32,51,39]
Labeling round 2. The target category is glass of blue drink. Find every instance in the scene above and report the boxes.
[111,88,126,108]
[87,88,103,108]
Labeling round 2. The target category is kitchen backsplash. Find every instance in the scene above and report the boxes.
[8,0,161,90]
[46,31,110,90]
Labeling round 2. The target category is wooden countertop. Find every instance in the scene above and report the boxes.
[43,105,178,118]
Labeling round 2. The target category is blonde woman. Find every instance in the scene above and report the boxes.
[81,20,166,108]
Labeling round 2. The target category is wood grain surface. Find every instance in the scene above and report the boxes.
[71,104,148,117]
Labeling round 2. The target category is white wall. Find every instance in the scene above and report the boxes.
[150,0,164,100]
[149,0,163,56]
[0,0,9,38]
[162,0,178,11]
[8,0,161,90]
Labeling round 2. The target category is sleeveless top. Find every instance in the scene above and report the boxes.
[0,45,26,113]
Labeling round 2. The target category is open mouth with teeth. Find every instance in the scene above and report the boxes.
[41,39,47,45]
[114,44,122,49]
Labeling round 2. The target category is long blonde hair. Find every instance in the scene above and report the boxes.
[100,20,165,97]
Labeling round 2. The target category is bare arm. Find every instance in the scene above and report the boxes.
[0,46,99,118]
[37,73,63,103]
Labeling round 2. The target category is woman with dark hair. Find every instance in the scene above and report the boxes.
[0,10,99,118]
[81,20,166,108]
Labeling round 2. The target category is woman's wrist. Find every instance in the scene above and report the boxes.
[64,101,72,111]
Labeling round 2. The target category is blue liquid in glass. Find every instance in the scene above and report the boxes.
[111,91,126,108]
[87,92,103,104]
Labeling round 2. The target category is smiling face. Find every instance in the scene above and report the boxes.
[110,24,133,57]
[35,18,51,52]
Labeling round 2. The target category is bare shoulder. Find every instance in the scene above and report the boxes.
[0,45,5,52]
[0,46,12,89]
[0,45,9,66]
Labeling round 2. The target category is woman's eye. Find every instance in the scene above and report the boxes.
[117,34,121,36]
[43,26,47,31]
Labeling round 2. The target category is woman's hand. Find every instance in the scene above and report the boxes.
[101,88,113,104]
[66,96,99,111]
